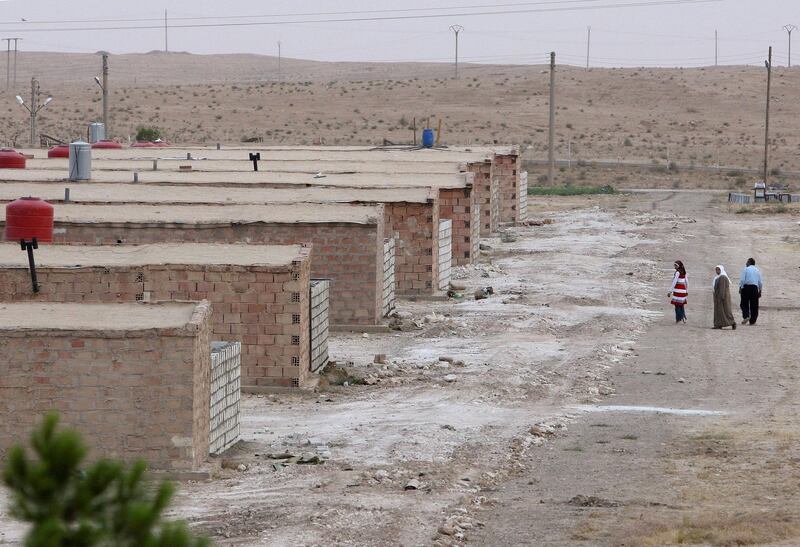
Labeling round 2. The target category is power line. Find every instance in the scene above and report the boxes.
[0,0,721,33]
[0,0,674,25]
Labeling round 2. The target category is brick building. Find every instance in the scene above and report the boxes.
[0,184,464,292]
[0,301,212,471]
[0,203,389,327]
[0,243,318,390]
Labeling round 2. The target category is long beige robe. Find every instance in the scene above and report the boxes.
[713,275,736,328]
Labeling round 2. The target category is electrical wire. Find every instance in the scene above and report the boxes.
[0,0,721,33]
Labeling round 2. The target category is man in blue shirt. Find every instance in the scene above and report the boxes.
[739,257,763,325]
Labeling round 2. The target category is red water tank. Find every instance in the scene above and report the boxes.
[4,197,54,243]
[92,140,123,149]
[0,149,26,168]
[47,145,70,158]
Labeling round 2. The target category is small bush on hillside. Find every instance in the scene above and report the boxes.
[135,126,161,141]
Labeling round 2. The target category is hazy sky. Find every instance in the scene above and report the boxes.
[0,1,795,67]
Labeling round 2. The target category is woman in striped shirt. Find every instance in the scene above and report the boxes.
[668,260,688,323]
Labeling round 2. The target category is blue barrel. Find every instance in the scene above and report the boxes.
[421,128,435,148]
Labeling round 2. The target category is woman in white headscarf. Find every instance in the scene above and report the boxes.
[713,265,737,330]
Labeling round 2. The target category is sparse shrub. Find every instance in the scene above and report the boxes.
[668,161,679,173]
[624,137,632,147]
[135,126,161,141]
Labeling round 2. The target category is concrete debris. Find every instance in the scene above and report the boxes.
[297,453,322,465]
[404,479,421,490]
[449,281,467,291]
[374,354,387,364]
[474,287,494,300]
[236,464,247,472]
[439,356,455,363]
[500,230,518,243]
[388,313,419,331]
[525,218,554,226]
[444,374,457,383]
[374,469,390,482]
[479,243,493,251]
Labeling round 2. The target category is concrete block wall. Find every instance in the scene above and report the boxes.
[438,220,453,291]
[309,280,330,373]
[495,153,522,225]
[438,187,480,266]
[490,178,501,234]
[0,302,212,472]
[467,160,496,237]
[519,171,528,222]
[0,256,313,390]
[382,238,396,316]
[39,218,386,326]
[385,201,439,295]
[210,341,241,455]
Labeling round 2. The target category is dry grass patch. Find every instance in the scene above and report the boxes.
[638,512,800,546]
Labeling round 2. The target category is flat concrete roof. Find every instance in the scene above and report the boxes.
[0,183,436,205]
[0,302,199,331]
[1,170,470,188]
[0,203,382,225]
[17,144,516,164]
[0,243,307,268]
[25,159,466,175]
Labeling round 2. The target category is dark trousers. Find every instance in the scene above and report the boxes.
[674,305,686,322]
[740,284,760,324]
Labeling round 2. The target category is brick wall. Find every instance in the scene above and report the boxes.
[518,171,528,222]
[36,218,386,326]
[467,160,496,237]
[0,301,211,472]
[0,257,312,391]
[385,201,439,295]
[438,187,480,266]
[495,152,522,225]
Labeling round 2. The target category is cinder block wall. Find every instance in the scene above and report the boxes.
[37,219,385,326]
[384,201,439,295]
[495,153,522,225]
[467,160,496,237]
[518,171,528,222]
[0,302,212,472]
[0,258,312,390]
[438,187,479,266]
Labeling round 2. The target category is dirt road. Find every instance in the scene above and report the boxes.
[2,191,798,546]
[470,192,800,546]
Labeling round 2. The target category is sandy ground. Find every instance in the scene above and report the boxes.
[2,191,799,546]
[2,52,800,176]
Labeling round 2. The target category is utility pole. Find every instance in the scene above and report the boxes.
[449,25,463,79]
[783,25,796,67]
[101,53,109,135]
[3,39,10,90]
[714,29,718,66]
[586,26,591,69]
[548,51,556,185]
[277,41,282,81]
[763,46,772,186]
[16,78,53,147]
[12,38,19,87]
[164,9,168,53]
